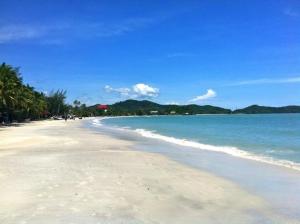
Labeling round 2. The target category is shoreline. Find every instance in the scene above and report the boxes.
[90,116,300,220]
[96,116,300,172]
[0,119,295,223]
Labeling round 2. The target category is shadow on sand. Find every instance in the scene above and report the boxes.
[0,122,26,129]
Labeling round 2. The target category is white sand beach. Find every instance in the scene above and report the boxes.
[0,119,296,224]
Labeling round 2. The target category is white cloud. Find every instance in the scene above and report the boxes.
[104,83,159,99]
[0,17,156,44]
[104,85,131,96]
[189,89,216,102]
[231,77,300,86]
[0,25,44,43]
[166,101,180,105]
[132,83,159,98]
[104,85,113,92]
[95,18,154,37]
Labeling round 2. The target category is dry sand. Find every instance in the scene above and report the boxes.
[0,119,296,223]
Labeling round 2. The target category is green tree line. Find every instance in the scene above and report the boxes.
[0,63,69,123]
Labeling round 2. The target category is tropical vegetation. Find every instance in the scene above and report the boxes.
[0,63,68,123]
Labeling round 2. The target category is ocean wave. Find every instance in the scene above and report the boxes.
[134,128,300,172]
[92,118,300,172]
[91,119,103,126]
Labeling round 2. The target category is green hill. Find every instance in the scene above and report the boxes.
[107,100,231,115]
[233,105,300,114]
[87,100,300,116]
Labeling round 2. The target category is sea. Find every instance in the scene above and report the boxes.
[88,114,300,220]
[100,114,300,170]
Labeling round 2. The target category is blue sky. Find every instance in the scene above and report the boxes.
[1,0,300,108]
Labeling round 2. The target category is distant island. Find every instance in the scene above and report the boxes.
[233,105,300,114]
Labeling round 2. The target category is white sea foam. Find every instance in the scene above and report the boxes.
[134,129,300,172]
[92,119,102,126]
[92,118,300,172]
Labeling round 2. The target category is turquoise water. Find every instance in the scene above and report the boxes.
[101,114,300,169]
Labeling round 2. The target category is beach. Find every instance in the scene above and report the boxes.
[0,119,298,224]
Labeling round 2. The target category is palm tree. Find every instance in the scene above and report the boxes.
[0,62,73,122]
[73,100,81,108]
[0,63,23,122]
[31,91,47,119]
[0,63,50,122]
[46,90,67,115]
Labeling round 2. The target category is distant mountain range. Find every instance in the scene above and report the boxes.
[88,100,300,116]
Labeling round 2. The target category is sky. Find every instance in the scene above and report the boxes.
[1,0,300,108]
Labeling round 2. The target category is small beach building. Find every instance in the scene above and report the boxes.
[150,110,158,114]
